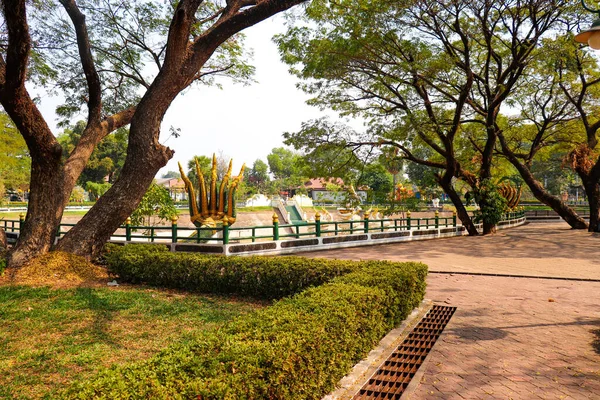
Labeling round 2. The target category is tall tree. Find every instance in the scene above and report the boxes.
[554,35,600,231]
[266,147,307,195]
[277,0,572,234]
[0,0,307,267]
[248,159,270,192]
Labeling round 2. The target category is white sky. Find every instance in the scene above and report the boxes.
[158,15,321,176]
[33,14,358,178]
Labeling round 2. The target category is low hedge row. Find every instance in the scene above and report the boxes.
[65,262,427,399]
[106,244,367,299]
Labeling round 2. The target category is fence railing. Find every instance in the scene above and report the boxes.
[1,210,526,245]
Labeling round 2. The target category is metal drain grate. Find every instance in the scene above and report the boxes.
[353,305,456,400]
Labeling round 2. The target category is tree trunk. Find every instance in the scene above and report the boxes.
[512,160,588,229]
[581,175,600,232]
[437,174,479,236]
[8,157,65,267]
[56,78,176,258]
[56,137,172,259]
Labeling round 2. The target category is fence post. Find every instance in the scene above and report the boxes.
[272,213,279,241]
[125,217,132,241]
[364,215,369,233]
[435,210,439,229]
[171,215,178,243]
[19,213,25,232]
[407,211,411,230]
[453,211,457,227]
[222,216,230,245]
[315,212,321,237]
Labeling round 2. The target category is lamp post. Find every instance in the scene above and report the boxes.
[575,0,600,49]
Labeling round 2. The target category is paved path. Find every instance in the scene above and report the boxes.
[301,222,600,399]
[302,222,600,280]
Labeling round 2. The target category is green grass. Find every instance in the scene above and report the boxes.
[0,285,263,399]
[237,206,274,212]
[0,210,89,220]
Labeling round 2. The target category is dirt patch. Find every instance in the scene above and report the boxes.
[4,252,110,289]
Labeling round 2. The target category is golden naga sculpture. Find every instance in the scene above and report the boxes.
[498,182,522,209]
[178,154,245,228]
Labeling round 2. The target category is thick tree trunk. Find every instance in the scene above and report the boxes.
[581,176,600,232]
[437,174,479,236]
[482,221,495,235]
[497,133,587,229]
[511,160,588,229]
[56,77,177,258]
[8,157,65,267]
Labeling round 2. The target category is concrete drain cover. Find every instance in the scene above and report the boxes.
[353,305,456,399]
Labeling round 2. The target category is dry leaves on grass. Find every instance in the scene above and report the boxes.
[3,251,110,288]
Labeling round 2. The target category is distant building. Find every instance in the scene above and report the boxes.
[155,178,187,201]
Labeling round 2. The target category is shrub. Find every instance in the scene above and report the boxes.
[64,262,427,399]
[106,244,362,299]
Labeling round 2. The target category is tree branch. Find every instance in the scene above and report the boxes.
[59,0,103,123]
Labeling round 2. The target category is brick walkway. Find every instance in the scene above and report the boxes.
[302,222,600,280]
[301,222,600,399]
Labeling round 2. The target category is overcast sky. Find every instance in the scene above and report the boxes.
[32,14,358,178]
[157,15,350,177]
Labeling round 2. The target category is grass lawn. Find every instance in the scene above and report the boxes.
[0,210,89,220]
[0,284,264,399]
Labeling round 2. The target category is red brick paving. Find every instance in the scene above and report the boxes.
[407,274,600,399]
[301,222,600,280]
[301,223,600,399]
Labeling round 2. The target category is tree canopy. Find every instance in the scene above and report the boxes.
[0,0,308,267]
[277,0,589,234]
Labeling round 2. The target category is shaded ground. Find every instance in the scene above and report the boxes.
[302,222,600,399]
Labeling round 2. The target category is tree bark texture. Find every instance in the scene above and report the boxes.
[511,160,588,229]
[438,175,479,236]
[580,175,600,232]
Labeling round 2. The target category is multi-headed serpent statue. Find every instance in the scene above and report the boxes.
[178,154,246,229]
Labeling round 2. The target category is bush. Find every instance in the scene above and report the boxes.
[106,244,362,299]
[64,262,427,399]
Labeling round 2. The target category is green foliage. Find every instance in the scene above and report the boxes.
[267,147,300,180]
[106,245,362,299]
[58,122,128,184]
[0,284,259,399]
[0,112,31,192]
[466,179,508,227]
[358,163,394,203]
[247,159,270,192]
[283,118,366,182]
[85,181,111,201]
[130,183,177,227]
[69,186,86,203]
[161,170,181,179]
[29,1,255,127]
[64,260,427,399]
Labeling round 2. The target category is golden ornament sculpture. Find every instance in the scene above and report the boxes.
[178,154,245,228]
[498,182,522,209]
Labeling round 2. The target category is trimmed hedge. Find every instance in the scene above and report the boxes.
[106,244,365,299]
[64,262,427,399]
